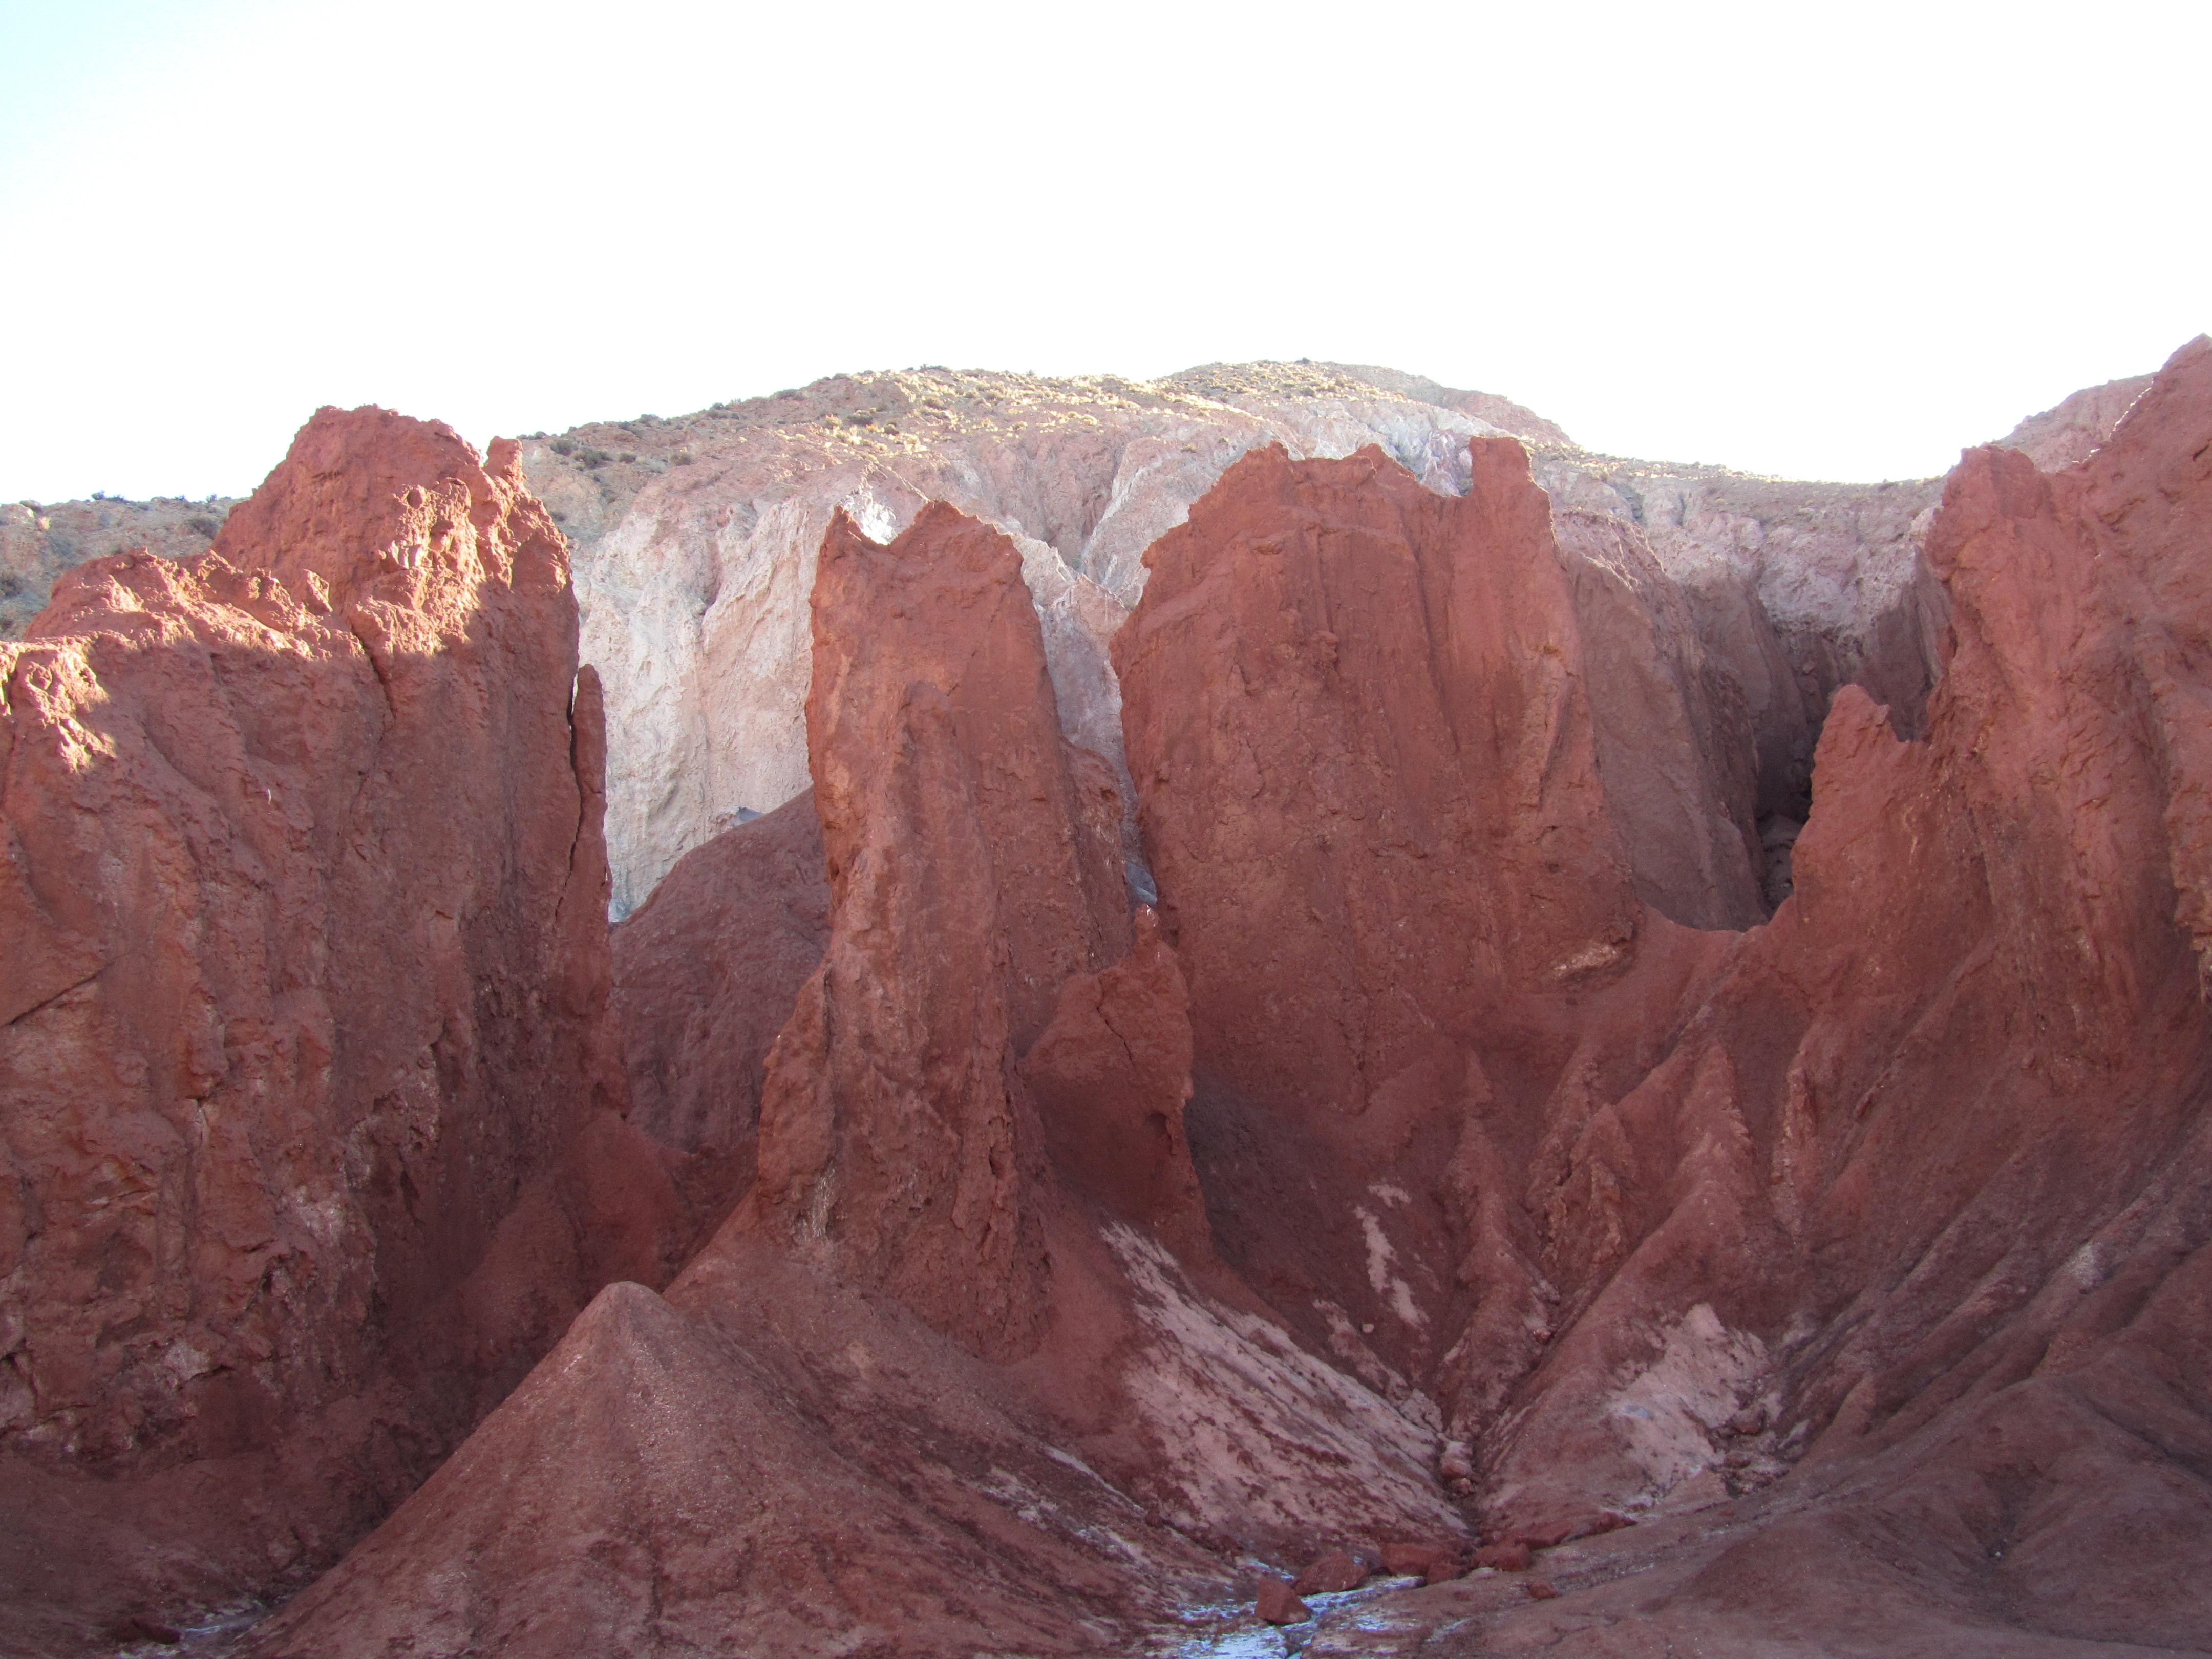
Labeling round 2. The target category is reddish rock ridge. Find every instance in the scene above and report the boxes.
[1112,437,1749,1394]
[1117,343,2212,1650]
[0,409,688,1655]
[1329,341,2212,1657]
[741,500,1132,1357]
[1475,338,2212,1565]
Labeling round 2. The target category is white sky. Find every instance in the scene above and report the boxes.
[2,0,2205,501]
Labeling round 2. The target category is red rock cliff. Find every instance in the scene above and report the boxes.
[1112,438,1740,1389]
[742,500,1132,1357]
[0,408,686,1653]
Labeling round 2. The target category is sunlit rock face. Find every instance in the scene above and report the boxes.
[0,409,690,1653]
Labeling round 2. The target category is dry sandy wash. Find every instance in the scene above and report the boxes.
[2,348,2206,1657]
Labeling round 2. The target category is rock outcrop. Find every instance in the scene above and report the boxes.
[0,409,687,1655]
[1994,370,2156,472]
[739,501,1132,1357]
[1112,437,1749,1399]
[1109,340,2212,1653]
[14,364,2155,930]
[522,361,1968,920]
[1465,339,2212,1569]
[9,348,2203,1659]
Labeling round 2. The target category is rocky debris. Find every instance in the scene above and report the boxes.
[1256,1577,1312,1625]
[608,787,828,1210]
[1523,1580,1559,1602]
[0,493,236,636]
[1378,1541,1462,1584]
[1291,1550,1368,1596]
[1475,1540,1534,1572]
[0,409,688,1654]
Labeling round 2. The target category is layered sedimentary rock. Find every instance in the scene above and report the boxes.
[0,410,686,1655]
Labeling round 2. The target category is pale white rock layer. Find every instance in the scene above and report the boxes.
[519,361,2155,916]
[526,364,1538,915]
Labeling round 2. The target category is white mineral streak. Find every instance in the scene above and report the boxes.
[1103,1224,1458,1545]
[1605,1303,1767,1503]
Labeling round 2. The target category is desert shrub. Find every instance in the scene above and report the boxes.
[186,514,220,538]
[672,448,695,466]
[550,438,576,457]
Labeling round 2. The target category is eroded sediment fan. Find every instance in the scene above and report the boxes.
[0,410,689,1655]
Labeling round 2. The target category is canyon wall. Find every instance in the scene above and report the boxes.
[1103,340,2212,1652]
[0,410,687,1655]
[0,354,2193,1658]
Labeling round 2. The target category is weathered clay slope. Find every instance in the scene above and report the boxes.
[0,410,689,1656]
